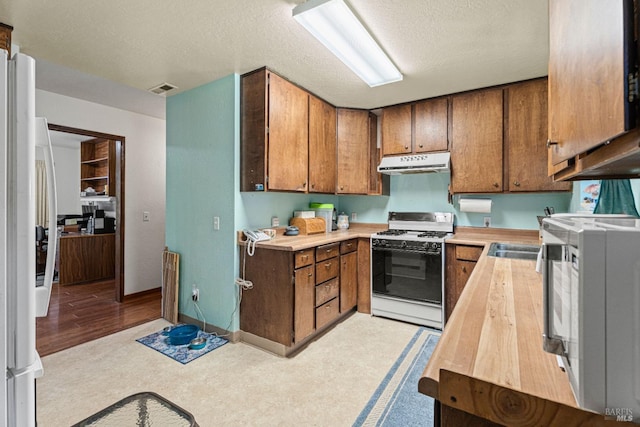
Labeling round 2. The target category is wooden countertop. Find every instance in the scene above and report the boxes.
[59,232,115,239]
[238,223,387,251]
[419,227,625,425]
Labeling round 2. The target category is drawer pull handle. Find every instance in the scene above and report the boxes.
[325,263,331,268]
[514,181,520,187]
[308,273,313,277]
[347,243,352,247]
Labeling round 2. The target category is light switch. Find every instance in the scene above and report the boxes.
[213,216,220,230]
[143,211,150,222]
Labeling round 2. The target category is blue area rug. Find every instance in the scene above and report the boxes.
[136,328,228,365]
[354,328,440,426]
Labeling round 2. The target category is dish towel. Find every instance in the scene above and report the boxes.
[593,179,640,217]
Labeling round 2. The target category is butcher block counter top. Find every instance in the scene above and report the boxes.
[238,223,387,251]
[420,227,623,426]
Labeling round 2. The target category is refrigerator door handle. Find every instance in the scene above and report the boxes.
[34,117,57,317]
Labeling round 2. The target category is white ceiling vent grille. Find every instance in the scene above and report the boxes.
[148,82,177,95]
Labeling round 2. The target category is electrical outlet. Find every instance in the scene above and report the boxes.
[483,216,491,228]
[143,211,150,222]
[191,284,199,302]
[213,216,220,230]
[351,212,357,221]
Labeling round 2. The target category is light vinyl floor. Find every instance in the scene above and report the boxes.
[37,313,424,426]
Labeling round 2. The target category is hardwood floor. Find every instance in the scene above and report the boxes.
[36,280,161,357]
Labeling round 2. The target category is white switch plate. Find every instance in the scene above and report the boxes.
[213,216,220,230]
[351,212,357,221]
[143,211,150,222]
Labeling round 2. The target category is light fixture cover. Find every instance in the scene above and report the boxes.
[293,0,403,87]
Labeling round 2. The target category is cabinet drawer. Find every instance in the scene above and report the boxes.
[315,277,339,306]
[295,249,315,268]
[455,245,483,262]
[316,297,340,330]
[340,239,357,254]
[315,257,339,284]
[316,243,339,262]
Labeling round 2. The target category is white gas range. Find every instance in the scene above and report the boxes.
[370,212,454,329]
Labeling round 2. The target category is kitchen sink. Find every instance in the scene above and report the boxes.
[487,242,540,260]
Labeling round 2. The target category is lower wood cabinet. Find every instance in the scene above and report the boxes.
[58,233,115,285]
[445,243,483,323]
[340,239,358,312]
[240,238,359,352]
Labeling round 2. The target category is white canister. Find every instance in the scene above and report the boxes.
[337,213,349,229]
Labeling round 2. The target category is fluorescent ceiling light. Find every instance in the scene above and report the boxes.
[293,0,403,87]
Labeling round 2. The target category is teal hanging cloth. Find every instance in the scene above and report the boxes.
[593,179,640,217]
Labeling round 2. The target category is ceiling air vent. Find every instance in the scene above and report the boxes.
[148,82,177,95]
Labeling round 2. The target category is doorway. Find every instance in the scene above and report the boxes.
[47,123,126,302]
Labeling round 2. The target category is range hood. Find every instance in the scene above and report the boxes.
[377,152,450,175]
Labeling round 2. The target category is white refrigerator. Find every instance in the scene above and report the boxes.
[1,50,57,426]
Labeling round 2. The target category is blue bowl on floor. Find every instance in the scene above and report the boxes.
[168,324,199,345]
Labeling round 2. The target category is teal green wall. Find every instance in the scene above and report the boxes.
[166,74,240,331]
[166,73,636,333]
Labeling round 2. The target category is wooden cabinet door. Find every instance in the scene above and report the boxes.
[414,98,448,153]
[445,245,480,323]
[356,238,371,314]
[381,104,412,156]
[340,251,358,312]
[506,80,572,192]
[294,264,315,343]
[548,0,632,166]
[267,72,309,192]
[337,108,369,194]
[309,96,337,193]
[450,89,503,193]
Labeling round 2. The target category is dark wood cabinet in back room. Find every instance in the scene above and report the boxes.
[81,138,116,196]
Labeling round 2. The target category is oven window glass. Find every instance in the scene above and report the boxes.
[372,248,442,304]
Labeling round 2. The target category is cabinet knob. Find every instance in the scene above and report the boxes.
[419,144,424,148]
[462,266,467,273]
[311,183,315,189]
[404,145,409,150]
[514,181,520,187]
[493,182,499,188]
[340,186,344,190]
[546,139,559,149]
[308,273,313,277]
[302,182,307,188]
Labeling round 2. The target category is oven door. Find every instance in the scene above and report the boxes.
[371,246,442,304]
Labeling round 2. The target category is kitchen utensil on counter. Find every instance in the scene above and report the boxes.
[337,212,349,229]
[284,226,299,236]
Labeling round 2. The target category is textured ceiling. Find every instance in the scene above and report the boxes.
[0,0,549,112]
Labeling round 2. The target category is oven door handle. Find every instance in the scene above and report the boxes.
[372,246,439,256]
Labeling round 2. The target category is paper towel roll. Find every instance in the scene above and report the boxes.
[459,198,492,213]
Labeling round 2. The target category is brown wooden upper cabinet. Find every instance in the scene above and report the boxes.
[309,95,337,193]
[451,80,572,194]
[450,88,504,193]
[337,109,371,194]
[241,68,309,192]
[381,98,448,156]
[506,80,572,192]
[548,0,640,180]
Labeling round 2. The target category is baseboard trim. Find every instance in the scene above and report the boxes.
[178,313,240,343]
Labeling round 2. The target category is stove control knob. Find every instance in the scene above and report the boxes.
[381,240,387,246]
[400,241,406,248]
[431,242,438,250]
[373,239,379,246]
